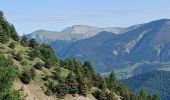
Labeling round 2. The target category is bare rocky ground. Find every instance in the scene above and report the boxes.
[14,81,98,100]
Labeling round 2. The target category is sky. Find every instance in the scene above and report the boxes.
[1,0,170,35]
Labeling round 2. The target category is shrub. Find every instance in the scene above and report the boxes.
[29,39,38,48]
[13,53,22,61]
[30,68,36,80]
[8,42,15,49]
[44,89,53,96]
[42,75,49,81]
[28,50,40,61]
[20,35,29,47]
[33,62,43,70]
[20,60,27,66]
[20,71,31,84]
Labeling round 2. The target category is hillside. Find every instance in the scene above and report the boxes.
[50,19,170,79]
[123,70,170,100]
[1,10,161,100]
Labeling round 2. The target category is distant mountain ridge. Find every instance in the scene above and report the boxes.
[27,24,141,43]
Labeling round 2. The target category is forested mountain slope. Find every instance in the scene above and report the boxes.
[124,71,170,100]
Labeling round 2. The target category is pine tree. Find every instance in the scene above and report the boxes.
[20,71,31,84]
[107,71,117,91]
[20,34,29,47]
[139,88,147,100]
[152,94,159,100]
[29,38,38,48]
[83,61,94,78]
[79,79,88,96]
[10,24,19,41]
[0,32,6,43]
[66,72,78,95]
[30,68,36,80]
[56,82,68,99]
[8,42,15,49]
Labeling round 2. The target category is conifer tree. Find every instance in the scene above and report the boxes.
[66,72,78,95]
[10,24,19,41]
[29,38,38,48]
[0,32,6,43]
[78,79,88,96]
[20,34,29,47]
[152,94,159,100]
[139,88,147,100]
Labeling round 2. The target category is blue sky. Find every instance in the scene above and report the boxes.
[1,0,170,35]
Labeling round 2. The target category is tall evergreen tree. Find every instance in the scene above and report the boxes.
[10,24,19,41]
[78,79,88,96]
[107,71,117,91]
[139,88,147,100]
[66,72,78,95]
[29,38,38,48]
[0,32,7,43]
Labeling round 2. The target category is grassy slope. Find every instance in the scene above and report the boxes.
[0,39,70,100]
[0,39,99,100]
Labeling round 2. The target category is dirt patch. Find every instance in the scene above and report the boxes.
[14,81,57,100]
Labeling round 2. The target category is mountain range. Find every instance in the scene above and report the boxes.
[27,19,170,79]
[27,25,141,43]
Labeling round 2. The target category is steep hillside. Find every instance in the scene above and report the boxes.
[123,70,170,100]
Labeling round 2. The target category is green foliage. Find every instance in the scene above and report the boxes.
[106,71,117,91]
[44,89,53,96]
[66,72,78,95]
[30,68,36,80]
[152,94,159,100]
[83,61,95,78]
[8,42,15,49]
[93,74,107,89]
[28,50,40,61]
[20,35,29,47]
[139,88,147,100]
[124,71,168,100]
[38,44,58,68]
[20,70,31,84]
[0,32,8,43]
[29,38,38,48]
[33,62,43,70]
[10,24,19,41]
[55,82,68,99]
[78,79,88,96]
[0,11,19,43]
[13,53,23,61]
[0,54,22,99]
